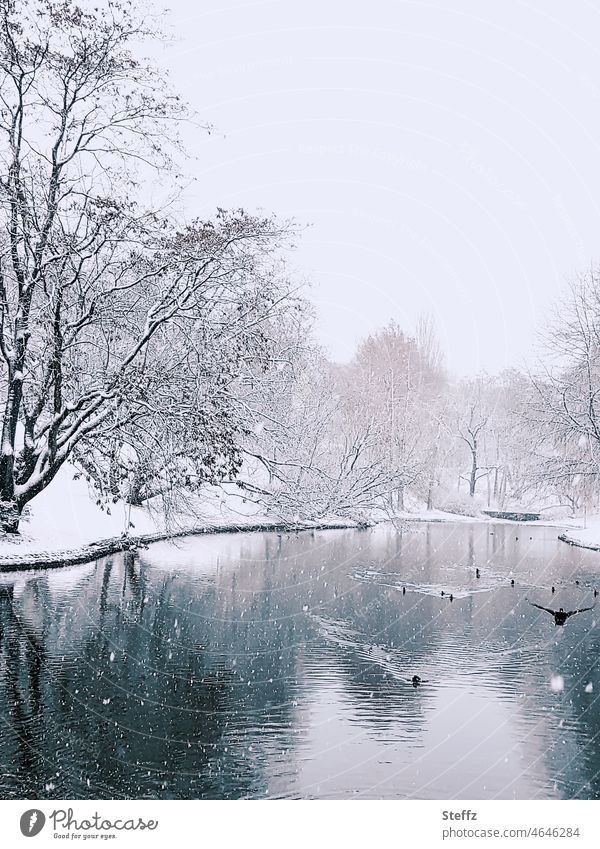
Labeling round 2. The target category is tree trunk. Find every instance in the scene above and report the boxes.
[469,448,477,497]
[0,378,22,507]
[499,470,507,508]
[397,485,405,511]
[0,353,29,532]
[108,445,122,499]
[426,477,434,511]
[127,468,145,507]
[0,500,21,534]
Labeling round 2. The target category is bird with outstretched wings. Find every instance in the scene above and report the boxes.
[529,601,595,626]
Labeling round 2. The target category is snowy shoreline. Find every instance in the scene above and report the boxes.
[0,507,483,572]
[557,530,600,553]
[0,464,590,571]
[0,519,361,573]
[0,510,588,572]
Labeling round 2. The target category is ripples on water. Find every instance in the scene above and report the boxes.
[0,522,599,799]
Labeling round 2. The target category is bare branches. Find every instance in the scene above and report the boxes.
[524,268,600,514]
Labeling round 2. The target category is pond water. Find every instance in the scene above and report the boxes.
[1,521,599,800]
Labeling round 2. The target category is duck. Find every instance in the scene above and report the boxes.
[411,675,422,688]
[551,586,555,594]
[402,586,406,595]
[475,568,480,579]
[510,579,515,587]
[529,601,595,626]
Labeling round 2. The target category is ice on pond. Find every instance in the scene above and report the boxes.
[585,682,593,693]
[550,675,565,693]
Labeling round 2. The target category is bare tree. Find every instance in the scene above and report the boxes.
[454,378,490,498]
[232,320,406,522]
[342,320,447,512]
[527,269,600,513]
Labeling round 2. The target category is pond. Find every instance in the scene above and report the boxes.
[0,521,599,800]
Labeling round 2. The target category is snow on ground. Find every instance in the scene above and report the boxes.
[394,508,485,523]
[558,518,600,550]
[0,463,272,556]
[0,461,588,558]
[1,465,143,553]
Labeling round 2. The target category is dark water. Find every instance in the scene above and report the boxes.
[1,521,600,800]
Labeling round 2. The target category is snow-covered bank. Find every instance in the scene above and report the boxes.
[0,463,364,570]
[558,521,600,552]
[0,462,590,570]
[0,462,484,569]
[0,520,362,572]
[383,508,486,524]
[378,506,584,529]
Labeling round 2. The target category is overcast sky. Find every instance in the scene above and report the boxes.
[157,0,600,377]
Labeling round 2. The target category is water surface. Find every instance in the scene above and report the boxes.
[1,521,599,799]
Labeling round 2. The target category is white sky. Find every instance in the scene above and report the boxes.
[157,0,600,377]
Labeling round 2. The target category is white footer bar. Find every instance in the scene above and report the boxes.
[0,799,598,848]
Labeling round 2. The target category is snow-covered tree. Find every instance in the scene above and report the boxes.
[528,269,600,512]
[0,0,298,531]
[230,310,404,521]
[341,320,448,512]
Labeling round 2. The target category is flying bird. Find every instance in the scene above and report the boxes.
[529,601,595,626]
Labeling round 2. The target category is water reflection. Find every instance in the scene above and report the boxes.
[0,522,599,799]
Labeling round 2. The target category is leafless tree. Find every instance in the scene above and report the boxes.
[527,269,600,513]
